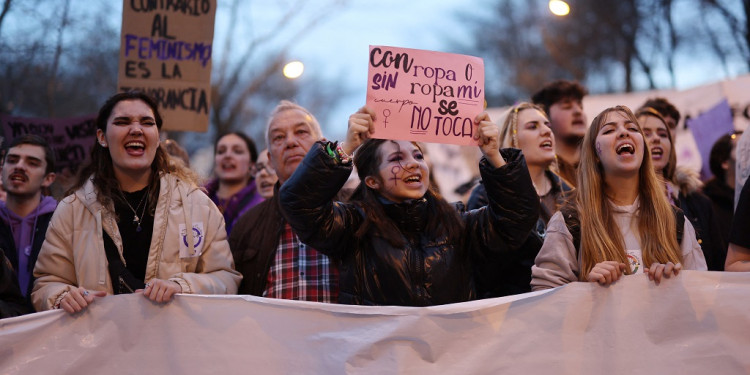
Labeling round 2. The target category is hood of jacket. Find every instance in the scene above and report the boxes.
[0,195,57,225]
[673,166,703,195]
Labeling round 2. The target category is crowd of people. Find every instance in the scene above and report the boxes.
[0,79,747,318]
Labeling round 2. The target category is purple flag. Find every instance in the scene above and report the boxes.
[687,99,734,181]
[0,114,97,174]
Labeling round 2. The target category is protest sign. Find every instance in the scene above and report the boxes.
[366,46,485,146]
[117,0,216,132]
[0,114,96,173]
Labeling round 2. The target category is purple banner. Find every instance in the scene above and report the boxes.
[687,99,734,180]
[0,114,96,174]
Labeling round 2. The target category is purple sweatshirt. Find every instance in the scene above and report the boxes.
[204,179,265,235]
[0,196,57,296]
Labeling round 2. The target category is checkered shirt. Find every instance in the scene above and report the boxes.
[263,223,339,302]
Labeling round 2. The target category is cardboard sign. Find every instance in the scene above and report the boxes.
[0,114,96,173]
[366,46,485,146]
[117,0,217,132]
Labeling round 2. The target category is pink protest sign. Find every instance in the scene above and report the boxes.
[366,45,485,146]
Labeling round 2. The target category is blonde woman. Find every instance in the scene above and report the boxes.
[468,102,571,297]
[531,106,706,290]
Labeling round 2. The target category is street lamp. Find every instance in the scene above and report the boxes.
[548,0,570,16]
[283,61,304,79]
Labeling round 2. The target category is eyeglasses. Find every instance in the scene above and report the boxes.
[252,162,275,175]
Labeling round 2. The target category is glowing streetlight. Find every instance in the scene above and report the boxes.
[283,61,304,79]
[549,0,570,16]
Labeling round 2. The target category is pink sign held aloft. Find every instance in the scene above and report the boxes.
[366,45,485,146]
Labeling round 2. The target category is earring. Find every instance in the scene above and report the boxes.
[100,142,107,147]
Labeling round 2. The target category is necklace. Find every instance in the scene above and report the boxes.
[119,189,149,232]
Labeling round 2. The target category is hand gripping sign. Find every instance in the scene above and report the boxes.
[366,45,485,146]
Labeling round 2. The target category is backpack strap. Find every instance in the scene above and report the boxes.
[102,230,145,294]
[560,205,581,254]
[673,206,685,245]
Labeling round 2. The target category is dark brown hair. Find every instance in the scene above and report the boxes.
[352,138,464,248]
[4,134,56,174]
[531,80,588,116]
[69,91,192,213]
[641,97,681,127]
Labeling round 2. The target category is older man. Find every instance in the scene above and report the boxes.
[229,101,339,302]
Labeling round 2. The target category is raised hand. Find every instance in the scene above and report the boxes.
[341,106,377,156]
[473,112,505,168]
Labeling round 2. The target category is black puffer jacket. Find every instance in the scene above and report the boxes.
[279,142,539,306]
[468,170,572,298]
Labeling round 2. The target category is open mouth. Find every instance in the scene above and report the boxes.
[651,147,663,157]
[9,173,26,182]
[259,181,274,189]
[616,143,635,155]
[403,174,422,184]
[221,161,236,171]
[540,140,553,148]
[125,141,145,153]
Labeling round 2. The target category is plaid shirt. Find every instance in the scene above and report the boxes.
[263,223,339,302]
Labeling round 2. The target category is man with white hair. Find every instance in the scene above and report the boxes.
[229,101,339,302]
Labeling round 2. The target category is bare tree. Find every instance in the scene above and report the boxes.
[0,1,120,117]
[459,0,749,103]
[1,0,348,155]
[0,0,11,36]
[209,0,347,144]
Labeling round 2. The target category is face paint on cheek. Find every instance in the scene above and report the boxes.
[596,142,602,155]
[390,166,401,186]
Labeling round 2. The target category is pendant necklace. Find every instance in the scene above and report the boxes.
[120,189,149,232]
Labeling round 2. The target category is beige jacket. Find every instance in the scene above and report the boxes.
[32,174,242,311]
[531,199,707,291]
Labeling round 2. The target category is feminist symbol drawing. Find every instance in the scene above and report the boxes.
[383,109,391,128]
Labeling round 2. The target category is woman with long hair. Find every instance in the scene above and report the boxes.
[32,92,241,313]
[204,132,264,235]
[468,102,572,297]
[531,106,706,290]
[278,107,539,306]
[636,107,726,270]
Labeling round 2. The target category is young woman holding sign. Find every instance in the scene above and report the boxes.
[278,106,539,306]
[531,106,706,291]
[32,92,241,314]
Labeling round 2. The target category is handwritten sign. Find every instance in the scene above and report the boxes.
[117,0,216,132]
[0,114,96,173]
[366,45,485,146]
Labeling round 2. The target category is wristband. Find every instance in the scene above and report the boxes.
[325,142,338,161]
[336,143,352,165]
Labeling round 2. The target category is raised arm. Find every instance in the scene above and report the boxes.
[465,112,540,255]
[279,107,375,258]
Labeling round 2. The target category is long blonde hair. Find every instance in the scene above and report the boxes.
[574,106,682,279]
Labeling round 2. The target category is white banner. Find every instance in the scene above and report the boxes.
[1,271,748,374]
